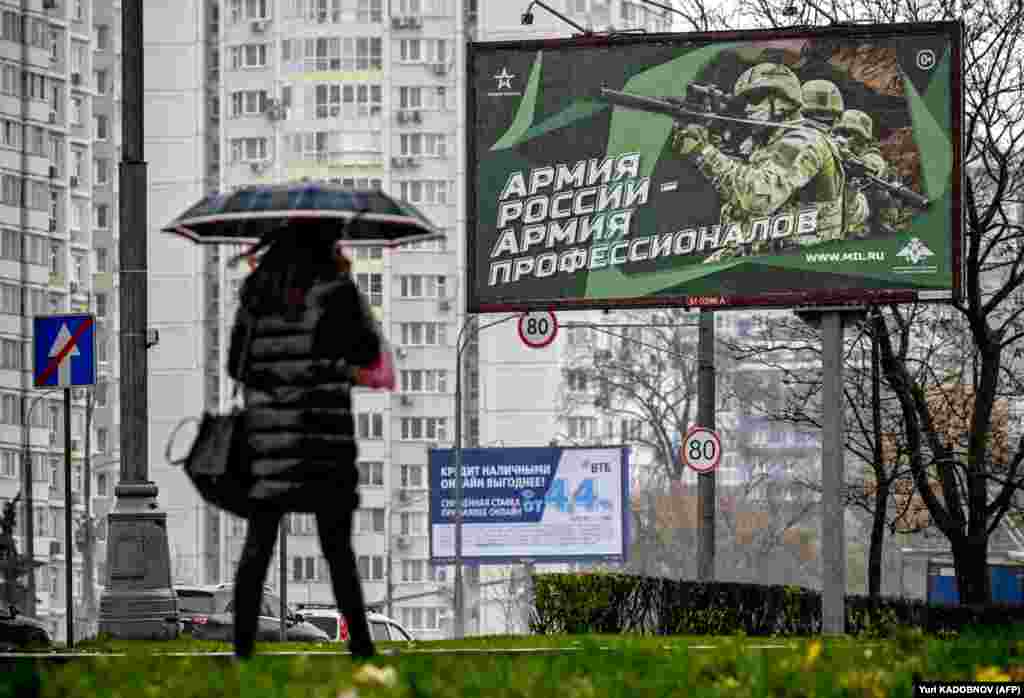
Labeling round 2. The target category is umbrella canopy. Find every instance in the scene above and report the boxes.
[162,183,445,247]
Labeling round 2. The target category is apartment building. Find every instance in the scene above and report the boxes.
[0,0,122,644]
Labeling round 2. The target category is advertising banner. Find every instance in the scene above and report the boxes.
[429,446,630,563]
[467,22,963,312]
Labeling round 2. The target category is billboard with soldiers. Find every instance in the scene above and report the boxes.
[466,22,963,312]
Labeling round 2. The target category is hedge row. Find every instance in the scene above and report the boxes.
[528,573,1024,637]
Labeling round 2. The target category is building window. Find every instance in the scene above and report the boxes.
[566,369,588,392]
[74,0,84,22]
[313,83,383,120]
[399,511,425,535]
[398,322,446,346]
[356,412,383,439]
[1,174,21,207]
[400,464,423,488]
[398,133,447,158]
[249,0,270,18]
[95,25,109,50]
[354,272,382,307]
[397,180,449,205]
[397,274,446,298]
[399,369,448,393]
[96,427,108,454]
[357,555,385,580]
[93,158,109,185]
[284,36,382,72]
[94,114,108,140]
[567,417,597,440]
[94,381,107,407]
[94,292,107,318]
[400,607,440,630]
[94,70,107,95]
[229,44,268,69]
[0,451,15,478]
[357,461,384,487]
[356,0,383,22]
[288,513,315,535]
[94,203,109,229]
[355,508,385,534]
[229,137,268,163]
[230,90,268,117]
[292,556,317,581]
[397,38,447,64]
[399,417,447,441]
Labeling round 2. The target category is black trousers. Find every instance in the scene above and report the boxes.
[232,504,374,658]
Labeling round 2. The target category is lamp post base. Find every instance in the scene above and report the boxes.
[97,482,178,640]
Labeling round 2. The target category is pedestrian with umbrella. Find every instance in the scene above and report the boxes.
[163,183,443,660]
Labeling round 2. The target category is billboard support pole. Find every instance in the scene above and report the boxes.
[697,309,716,582]
[821,311,846,635]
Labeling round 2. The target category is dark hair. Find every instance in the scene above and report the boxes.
[237,226,340,316]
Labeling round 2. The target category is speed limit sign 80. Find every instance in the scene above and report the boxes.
[517,310,558,349]
[681,427,722,474]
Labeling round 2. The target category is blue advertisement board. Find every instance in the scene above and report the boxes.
[428,446,630,564]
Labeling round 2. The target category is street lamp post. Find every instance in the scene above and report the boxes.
[452,313,518,640]
[99,0,177,639]
[21,390,60,619]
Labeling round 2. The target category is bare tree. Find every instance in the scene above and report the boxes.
[556,308,702,486]
[554,309,819,583]
[669,0,1024,603]
[721,312,934,596]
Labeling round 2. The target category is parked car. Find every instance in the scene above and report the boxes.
[0,603,51,650]
[295,602,415,643]
[173,584,329,643]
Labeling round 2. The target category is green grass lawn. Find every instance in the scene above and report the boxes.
[3,627,1023,698]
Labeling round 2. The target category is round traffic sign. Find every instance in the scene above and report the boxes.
[681,426,722,474]
[517,311,558,348]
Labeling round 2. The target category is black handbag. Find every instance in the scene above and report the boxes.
[166,308,256,518]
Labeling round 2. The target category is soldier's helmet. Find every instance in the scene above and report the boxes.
[802,80,845,121]
[833,109,874,143]
[733,63,804,113]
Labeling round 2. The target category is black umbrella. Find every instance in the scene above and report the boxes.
[162,183,445,247]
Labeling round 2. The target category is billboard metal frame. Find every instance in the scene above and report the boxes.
[428,444,631,566]
[465,20,964,314]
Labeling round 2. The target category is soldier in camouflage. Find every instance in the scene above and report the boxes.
[832,109,902,238]
[671,63,846,262]
[802,79,845,130]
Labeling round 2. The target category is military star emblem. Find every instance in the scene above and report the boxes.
[493,67,516,90]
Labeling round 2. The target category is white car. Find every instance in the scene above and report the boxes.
[295,603,415,643]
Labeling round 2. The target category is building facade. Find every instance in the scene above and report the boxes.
[0,0,122,644]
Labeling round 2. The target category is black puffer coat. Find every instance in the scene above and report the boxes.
[226,276,381,512]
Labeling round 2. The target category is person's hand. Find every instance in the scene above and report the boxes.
[671,123,709,157]
[335,250,352,274]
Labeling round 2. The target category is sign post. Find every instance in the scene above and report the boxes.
[517,311,558,349]
[33,313,96,648]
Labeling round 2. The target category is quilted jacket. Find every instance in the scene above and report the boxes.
[226,275,381,512]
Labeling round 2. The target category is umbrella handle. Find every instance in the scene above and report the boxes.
[165,416,202,467]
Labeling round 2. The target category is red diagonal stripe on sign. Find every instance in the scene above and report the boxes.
[35,316,94,387]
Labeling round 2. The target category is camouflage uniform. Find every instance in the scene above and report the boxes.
[832,109,901,239]
[802,79,844,129]
[671,64,846,262]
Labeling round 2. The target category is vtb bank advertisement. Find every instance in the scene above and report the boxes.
[429,446,630,563]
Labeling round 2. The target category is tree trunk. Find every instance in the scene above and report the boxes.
[952,536,990,605]
[868,479,888,597]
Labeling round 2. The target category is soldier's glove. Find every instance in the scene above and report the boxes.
[671,123,709,158]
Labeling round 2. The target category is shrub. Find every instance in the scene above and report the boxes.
[529,572,1024,637]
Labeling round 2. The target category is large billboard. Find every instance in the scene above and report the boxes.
[467,22,963,312]
[429,446,630,564]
